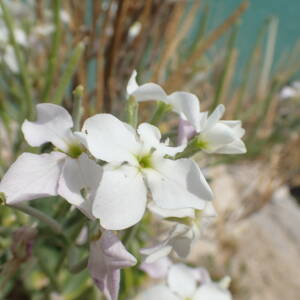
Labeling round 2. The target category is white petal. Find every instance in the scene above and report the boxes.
[144,157,213,210]
[202,123,236,152]
[169,224,194,257]
[168,92,201,132]
[193,283,232,300]
[0,152,65,204]
[168,263,197,298]
[134,285,180,300]
[127,70,139,96]
[82,114,140,164]
[138,123,184,156]
[220,120,245,138]
[58,154,103,219]
[140,257,172,279]
[137,123,161,151]
[131,83,169,103]
[140,244,173,264]
[141,224,193,263]
[205,104,225,130]
[215,139,246,154]
[148,201,195,219]
[88,230,136,300]
[22,103,75,152]
[93,165,147,230]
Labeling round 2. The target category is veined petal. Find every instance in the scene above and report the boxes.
[144,157,213,210]
[0,152,65,204]
[168,91,201,132]
[88,231,137,300]
[134,285,180,300]
[58,154,103,219]
[205,104,225,130]
[127,70,139,96]
[131,83,169,103]
[93,165,147,230]
[82,114,140,164]
[22,103,75,152]
[168,263,197,298]
[193,283,232,300]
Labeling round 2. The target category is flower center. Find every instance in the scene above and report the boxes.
[68,143,83,158]
[137,154,152,169]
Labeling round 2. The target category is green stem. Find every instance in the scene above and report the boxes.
[9,203,63,234]
[150,102,171,125]
[124,96,138,128]
[41,0,62,101]
[52,43,85,105]
[0,1,34,120]
[72,85,84,131]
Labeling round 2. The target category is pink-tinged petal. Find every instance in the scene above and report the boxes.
[144,157,212,210]
[127,70,139,96]
[177,118,197,145]
[134,285,180,300]
[58,154,103,219]
[0,152,65,204]
[168,263,197,298]
[193,283,232,300]
[168,91,201,132]
[22,103,75,152]
[140,257,172,279]
[82,114,140,165]
[93,165,147,230]
[205,104,225,130]
[88,231,137,300]
[131,83,169,103]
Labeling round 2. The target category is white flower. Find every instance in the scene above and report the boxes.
[127,71,201,132]
[127,71,246,154]
[0,104,103,219]
[140,202,216,263]
[134,263,232,300]
[194,104,246,154]
[80,114,213,230]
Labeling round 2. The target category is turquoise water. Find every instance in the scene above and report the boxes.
[206,0,300,70]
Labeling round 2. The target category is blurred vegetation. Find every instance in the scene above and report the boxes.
[0,0,299,299]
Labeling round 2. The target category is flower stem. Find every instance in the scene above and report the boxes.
[0,1,34,120]
[150,102,171,125]
[125,96,138,128]
[52,42,85,105]
[41,0,62,101]
[9,203,63,234]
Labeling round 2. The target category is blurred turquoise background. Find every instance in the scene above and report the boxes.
[207,0,300,70]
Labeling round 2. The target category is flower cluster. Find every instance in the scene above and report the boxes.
[136,261,232,300]
[0,72,246,300]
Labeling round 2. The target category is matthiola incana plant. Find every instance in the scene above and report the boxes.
[0,71,246,299]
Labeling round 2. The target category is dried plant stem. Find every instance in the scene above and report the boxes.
[164,0,249,91]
